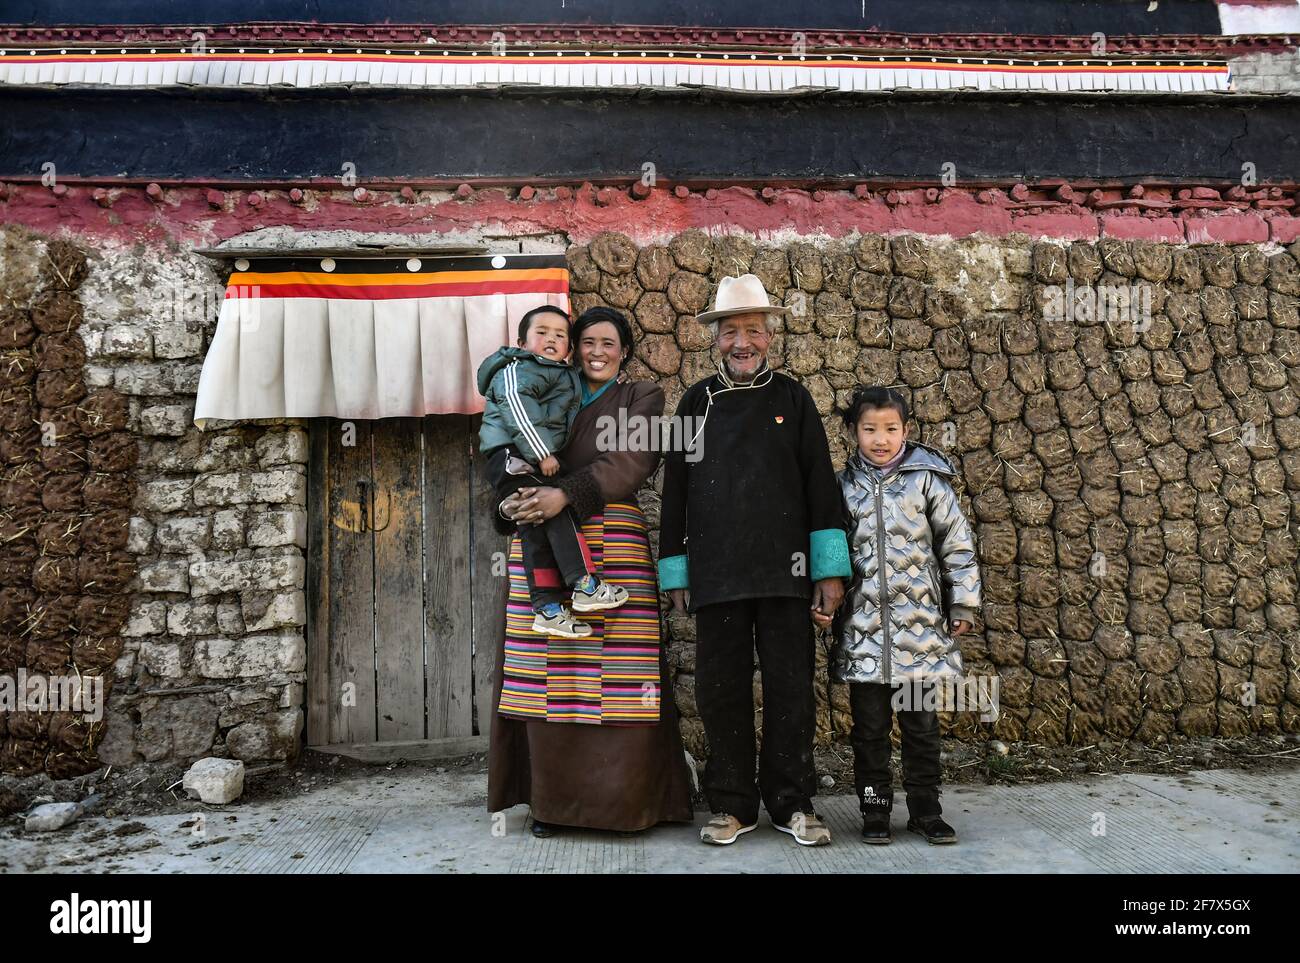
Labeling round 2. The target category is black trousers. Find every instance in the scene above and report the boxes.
[694,596,816,826]
[848,681,943,816]
[487,446,593,609]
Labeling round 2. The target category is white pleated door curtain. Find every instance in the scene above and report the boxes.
[193,253,570,427]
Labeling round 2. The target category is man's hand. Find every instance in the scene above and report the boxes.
[810,577,844,628]
[540,455,560,477]
[951,619,972,637]
[669,589,690,616]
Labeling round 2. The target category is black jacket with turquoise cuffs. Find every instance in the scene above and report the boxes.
[658,367,851,612]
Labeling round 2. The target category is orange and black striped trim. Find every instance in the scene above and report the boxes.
[222,253,569,300]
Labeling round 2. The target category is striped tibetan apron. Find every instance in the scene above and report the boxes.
[498,503,663,725]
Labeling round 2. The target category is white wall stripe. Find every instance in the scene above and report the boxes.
[0,53,1232,95]
[1219,1,1300,35]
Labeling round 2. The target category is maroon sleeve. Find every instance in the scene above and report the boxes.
[556,382,666,520]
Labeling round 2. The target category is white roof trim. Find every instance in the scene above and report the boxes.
[0,49,1232,95]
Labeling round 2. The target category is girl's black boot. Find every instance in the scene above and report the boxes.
[860,786,893,845]
[906,791,957,844]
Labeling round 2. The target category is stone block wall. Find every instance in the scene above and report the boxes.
[566,228,1300,753]
[1230,49,1300,95]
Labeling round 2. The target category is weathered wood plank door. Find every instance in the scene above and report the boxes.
[306,416,507,755]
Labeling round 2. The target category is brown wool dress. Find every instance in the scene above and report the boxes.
[486,375,695,831]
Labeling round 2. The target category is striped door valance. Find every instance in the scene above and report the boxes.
[193,252,570,428]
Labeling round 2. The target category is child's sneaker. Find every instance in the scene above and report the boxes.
[532,603,592,638]
[570,575,629,613]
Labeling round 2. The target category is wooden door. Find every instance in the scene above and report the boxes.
[306,415,508,757]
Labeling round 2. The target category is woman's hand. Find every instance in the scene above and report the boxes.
[951,620,972,636]
[502,486,569,524]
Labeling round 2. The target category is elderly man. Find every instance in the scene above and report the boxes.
[659,273,850,847]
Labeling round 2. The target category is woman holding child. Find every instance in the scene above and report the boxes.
[486,306,694,836]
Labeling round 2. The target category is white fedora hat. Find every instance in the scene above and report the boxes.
[695,273,791,325]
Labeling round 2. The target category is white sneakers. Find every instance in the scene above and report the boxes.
[699,812,833,846]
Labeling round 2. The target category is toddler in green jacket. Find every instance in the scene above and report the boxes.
[476,305,627,638]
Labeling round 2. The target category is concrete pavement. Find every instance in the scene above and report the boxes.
[3,763,1296,873]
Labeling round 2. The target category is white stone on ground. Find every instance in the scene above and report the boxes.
[183,757,246,804]
[25,802,82,832]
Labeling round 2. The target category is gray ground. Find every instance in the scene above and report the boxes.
[2,758,1296,873]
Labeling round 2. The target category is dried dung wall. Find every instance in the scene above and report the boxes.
[567,229,1300,752]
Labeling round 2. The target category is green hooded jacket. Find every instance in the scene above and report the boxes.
[476,346,582,463]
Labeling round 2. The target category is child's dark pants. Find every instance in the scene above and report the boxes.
[848,681,943,817]
[487,446,593,609]
[694,597,816,827]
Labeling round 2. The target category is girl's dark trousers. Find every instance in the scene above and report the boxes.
[848,681,944,818]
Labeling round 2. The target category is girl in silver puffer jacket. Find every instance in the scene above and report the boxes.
[831,386,982,846]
